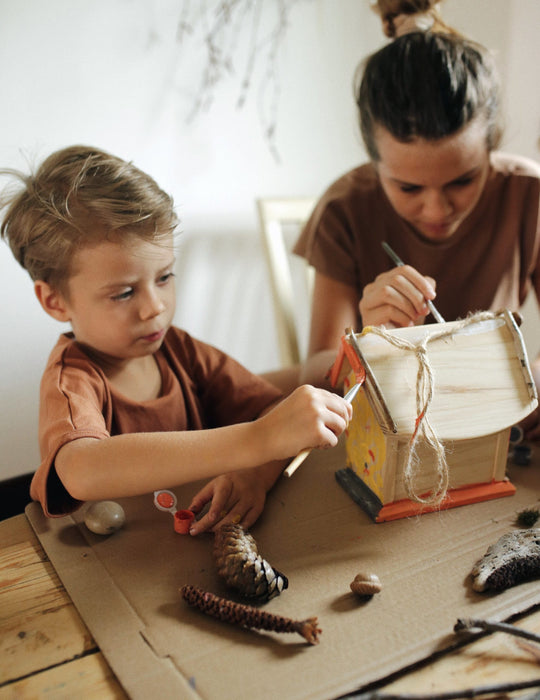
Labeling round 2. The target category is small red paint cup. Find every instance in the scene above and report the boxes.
[174,509,195,534]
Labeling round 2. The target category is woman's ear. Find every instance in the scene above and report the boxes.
[34,280,71,322]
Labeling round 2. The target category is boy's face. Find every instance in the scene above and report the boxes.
[58,235,176,364]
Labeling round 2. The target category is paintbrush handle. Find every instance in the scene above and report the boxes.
[426,299,445,323]
[284,448,311,478]
[381,241,445,323]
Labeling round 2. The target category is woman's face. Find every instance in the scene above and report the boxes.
[374,120,491,241]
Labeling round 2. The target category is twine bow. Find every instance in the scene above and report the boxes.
[361,311,501,506]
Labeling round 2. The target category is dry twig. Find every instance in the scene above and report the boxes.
[353,678,540,699]
[352,617,540,699]
[454,616,540,645]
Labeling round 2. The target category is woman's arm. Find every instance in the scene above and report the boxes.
[259,364,301,394]
[300,272,358,389]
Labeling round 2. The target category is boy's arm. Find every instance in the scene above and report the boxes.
[54,385,351,503]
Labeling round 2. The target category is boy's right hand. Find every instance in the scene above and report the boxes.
[257,385,352,462]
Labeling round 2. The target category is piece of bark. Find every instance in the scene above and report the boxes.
[471,529,540,592]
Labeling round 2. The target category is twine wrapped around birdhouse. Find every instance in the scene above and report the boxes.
[214,523,288,602]
[360,311,504,506]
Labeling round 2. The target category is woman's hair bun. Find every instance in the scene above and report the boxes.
[373,0,458,38]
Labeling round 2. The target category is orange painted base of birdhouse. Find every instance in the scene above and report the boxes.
[374,480,516,522]
[335,467,516,522]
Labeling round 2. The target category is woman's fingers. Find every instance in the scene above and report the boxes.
[360,266,437,328]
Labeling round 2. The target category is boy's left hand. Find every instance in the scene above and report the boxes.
[188,468,270,535]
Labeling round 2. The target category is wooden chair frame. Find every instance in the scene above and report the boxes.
[257,198,315,367]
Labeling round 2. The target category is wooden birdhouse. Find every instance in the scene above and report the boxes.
[329,311,538,522]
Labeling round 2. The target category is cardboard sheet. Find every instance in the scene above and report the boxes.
[26,442,540,700]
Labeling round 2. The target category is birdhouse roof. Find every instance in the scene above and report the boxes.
[330,311,537,440]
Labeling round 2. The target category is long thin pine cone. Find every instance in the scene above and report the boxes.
[214,523,288,602]
[181,584,321,645]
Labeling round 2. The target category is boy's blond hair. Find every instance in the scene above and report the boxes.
[1,145,178,293]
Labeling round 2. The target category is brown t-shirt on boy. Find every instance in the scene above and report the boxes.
[32,326,282,516]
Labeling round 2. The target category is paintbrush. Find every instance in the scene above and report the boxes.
[381,241,445,323]
[283,382,362,478]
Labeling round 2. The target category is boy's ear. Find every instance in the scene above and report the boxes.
[34,280,71,322]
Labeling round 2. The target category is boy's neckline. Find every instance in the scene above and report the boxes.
[70,335,166,402]
[105,353,163,402]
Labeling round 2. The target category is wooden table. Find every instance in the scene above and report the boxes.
[1,513,540,699]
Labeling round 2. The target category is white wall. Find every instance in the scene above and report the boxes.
[1,0,539,481]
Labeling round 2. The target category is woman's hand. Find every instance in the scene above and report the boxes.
[359,265,437,328]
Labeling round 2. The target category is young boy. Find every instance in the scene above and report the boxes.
[1,145,351,533]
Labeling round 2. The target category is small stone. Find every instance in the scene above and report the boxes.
[84,501,125,535]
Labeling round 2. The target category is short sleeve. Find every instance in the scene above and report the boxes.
[31,338,111,516]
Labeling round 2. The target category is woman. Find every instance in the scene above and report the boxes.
[294,0,540,438]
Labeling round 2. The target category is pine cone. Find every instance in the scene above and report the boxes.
[214,523,288,602]
[181,585,320,644]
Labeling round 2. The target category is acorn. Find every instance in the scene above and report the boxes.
[213,523,288,602]
[350,572,382,597]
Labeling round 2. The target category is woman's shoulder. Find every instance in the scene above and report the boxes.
[490,152,540,180]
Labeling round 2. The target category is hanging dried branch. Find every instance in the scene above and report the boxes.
[176,0,313,161]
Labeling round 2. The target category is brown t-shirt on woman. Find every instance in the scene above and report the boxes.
[294,152,540,326]
[32,326,282,516]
